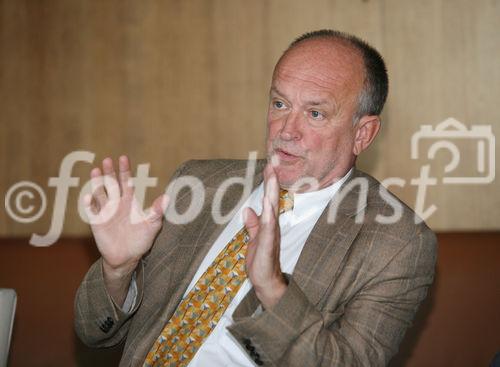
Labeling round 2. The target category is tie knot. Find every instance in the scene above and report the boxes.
[279,189,294,213]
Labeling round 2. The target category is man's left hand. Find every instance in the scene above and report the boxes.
[243,164,288,309]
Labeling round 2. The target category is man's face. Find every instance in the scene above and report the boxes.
[266,39,366,190]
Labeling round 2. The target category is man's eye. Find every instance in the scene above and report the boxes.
[273,101,285,109]
[310,110,324,119]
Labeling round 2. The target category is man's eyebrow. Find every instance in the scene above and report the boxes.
[269,86,285,97]
[270,86,335,109]
[306,100,331,106]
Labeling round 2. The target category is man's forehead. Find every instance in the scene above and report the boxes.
[271,55,363,104]
[272,62,347,91]
[273,38,365,87]
[270,83,336,107]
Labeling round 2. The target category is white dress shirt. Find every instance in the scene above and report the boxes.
[188,169,351,367]
[124,169,352,366]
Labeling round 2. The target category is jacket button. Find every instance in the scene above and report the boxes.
[250,350,260,359]
[99,323,109,333]
[255,359,264,366]
[245,344,255,352]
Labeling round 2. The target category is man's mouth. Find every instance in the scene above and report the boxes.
[274,148,301,162]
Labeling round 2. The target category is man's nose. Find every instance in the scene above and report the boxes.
[279,110,302,141]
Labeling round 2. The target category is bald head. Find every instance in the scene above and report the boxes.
[275,30,388,123]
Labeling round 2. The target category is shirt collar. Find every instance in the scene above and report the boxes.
[291,167,353,219]
[248,167,353,220]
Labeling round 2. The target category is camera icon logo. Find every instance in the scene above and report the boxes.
[411,117,495,184]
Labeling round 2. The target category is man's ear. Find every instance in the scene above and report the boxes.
[352,115,381,156]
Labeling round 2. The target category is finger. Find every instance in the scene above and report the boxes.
[82,194,106,227]
[102,157,121,200]
[243,207,260,240]
[82,193,99,215]
[257,197,278,253]
[102,157,117,179]
[263,164,273,195]
[263,165,280,217]
[118,155,133,197]
[90,167,107,208]
[145,194,170,223]
[260,196,275,226]
[159,193,170,213]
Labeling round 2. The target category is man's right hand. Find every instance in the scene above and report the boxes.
[82,155,168,306]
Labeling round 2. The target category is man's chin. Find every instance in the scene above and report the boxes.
[273,168,304,190]
[272,167,322,192]
[272,166,294,185]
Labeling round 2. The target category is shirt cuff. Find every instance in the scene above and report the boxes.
[121,271,137,313]
[252,304,264,317]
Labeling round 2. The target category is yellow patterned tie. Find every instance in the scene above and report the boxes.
[143,190,293,367]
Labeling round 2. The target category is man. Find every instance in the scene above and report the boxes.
[75,30,437,366]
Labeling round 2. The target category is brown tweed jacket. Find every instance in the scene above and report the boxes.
[74,159,437,367]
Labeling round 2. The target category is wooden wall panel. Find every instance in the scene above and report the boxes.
[1,0,499,236]
[374,0,500,230]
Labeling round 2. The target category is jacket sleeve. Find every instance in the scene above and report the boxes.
[74,257,146,347]
[228,226,437,367]
[73,161,191,348]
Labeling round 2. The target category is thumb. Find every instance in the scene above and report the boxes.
[146,194,169,223]
[243,207,259,240]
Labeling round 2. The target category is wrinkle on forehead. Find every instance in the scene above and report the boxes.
[275,66,345,91]
[273,38,365,97]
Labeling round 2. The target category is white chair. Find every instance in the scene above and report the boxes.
[0,289,16,367]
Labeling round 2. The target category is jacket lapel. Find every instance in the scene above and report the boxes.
[158,160,266,322]
[129,160,267,362]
